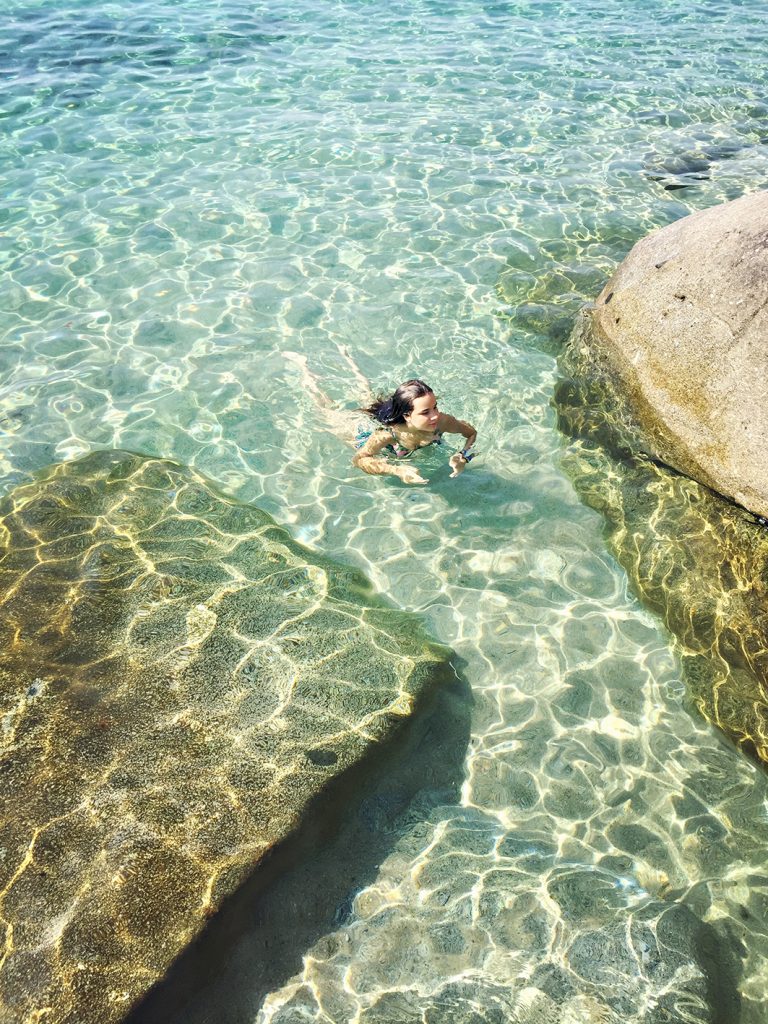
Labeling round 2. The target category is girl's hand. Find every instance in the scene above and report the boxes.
[398,466,428,485]
[449,453,467,478]
[449,448,478,478]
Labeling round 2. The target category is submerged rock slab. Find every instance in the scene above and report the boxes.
[557,314,768,762]
[0,450,454,1024]
[589,190,768,517]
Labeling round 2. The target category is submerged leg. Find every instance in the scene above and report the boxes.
[283,351,335,408]
[337,344,372,397]
[283,351,361,443]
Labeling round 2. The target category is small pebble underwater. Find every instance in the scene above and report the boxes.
[2,0,768,1020]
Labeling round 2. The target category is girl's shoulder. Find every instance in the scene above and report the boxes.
[436,410,460,430]
[355,422,395,447]
[355,422,413,459]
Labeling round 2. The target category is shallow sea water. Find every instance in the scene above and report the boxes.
[3,0,768,1020]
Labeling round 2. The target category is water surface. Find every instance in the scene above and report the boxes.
[2,0,768,1020]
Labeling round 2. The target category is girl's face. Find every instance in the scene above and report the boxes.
[405,392,440,430]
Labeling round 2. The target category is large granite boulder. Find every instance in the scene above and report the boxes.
[589,190,768,517]
[0,450,456,1024]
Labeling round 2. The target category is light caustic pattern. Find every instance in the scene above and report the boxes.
[1,0,768,1021]
[0,450,452,1023]
[557,316,768,766]
[247,490,768,1023]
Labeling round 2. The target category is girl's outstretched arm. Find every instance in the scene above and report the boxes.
[352,430,427,485]
[438,413,478,477]
[438,412,477,448]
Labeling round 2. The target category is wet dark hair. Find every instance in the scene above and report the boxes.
[362,379,434,426]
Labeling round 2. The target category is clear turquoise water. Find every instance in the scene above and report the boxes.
[3,0,768,1020]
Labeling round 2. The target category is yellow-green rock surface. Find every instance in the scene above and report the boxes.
[557,315,768,762]
[0,450,454,1024]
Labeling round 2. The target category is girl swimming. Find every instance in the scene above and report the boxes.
[284,351,477,486]
[353,379,477,485]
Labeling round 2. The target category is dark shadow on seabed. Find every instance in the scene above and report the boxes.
[125,656,473,1024]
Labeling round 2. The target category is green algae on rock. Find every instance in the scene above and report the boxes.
[0,450,455,1024]
[556,313,768,763]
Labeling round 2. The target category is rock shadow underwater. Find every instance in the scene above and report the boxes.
[127,648,471,1024]
[0,449,471,1024]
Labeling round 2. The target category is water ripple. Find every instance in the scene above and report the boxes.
[2,0,768,1019]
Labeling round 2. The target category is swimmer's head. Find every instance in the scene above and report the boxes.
[364,379,438,428]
